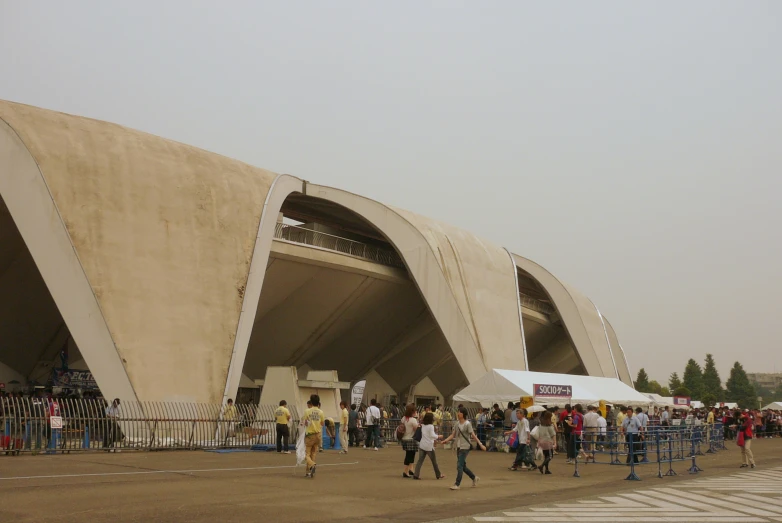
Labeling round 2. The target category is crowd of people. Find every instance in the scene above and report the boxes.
[284,398,782,486]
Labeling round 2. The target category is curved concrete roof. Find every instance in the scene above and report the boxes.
[0,100,632,402]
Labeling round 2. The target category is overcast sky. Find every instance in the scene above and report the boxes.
[2,2,780,384]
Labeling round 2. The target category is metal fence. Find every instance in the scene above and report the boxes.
[519,293,555,315]
[568,422,727,480]
[274,223,405,269]
[0,397,299,454]
[352,406,482,447]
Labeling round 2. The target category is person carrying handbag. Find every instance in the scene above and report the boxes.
[535,411,557,475]
[505,408,534,471]
[399,404,420,478]
[736,411,756,469]
[440,407,486,490]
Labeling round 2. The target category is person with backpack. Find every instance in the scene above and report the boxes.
[399,404,419,478]
[440,407,486,490]
[413,411,446,480]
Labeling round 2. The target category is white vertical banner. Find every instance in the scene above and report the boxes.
[351,380,366,406]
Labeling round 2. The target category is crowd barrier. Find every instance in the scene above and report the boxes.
[569,422,726,481]
[0,397,299,454]
[353,406,477,446]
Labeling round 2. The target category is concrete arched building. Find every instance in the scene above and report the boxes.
[0,100,632,404]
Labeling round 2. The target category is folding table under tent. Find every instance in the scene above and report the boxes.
[452,369,653,408]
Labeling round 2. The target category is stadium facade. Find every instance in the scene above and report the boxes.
[0,100,632,404]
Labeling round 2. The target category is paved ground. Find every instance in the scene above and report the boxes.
[0,439,780,522]
[446,466,782,522]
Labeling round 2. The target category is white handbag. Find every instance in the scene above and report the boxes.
[530,425,540,440]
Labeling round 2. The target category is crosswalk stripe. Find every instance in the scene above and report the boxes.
[651,487,781,517]
[719,495,782,515]
[470,465,782,523]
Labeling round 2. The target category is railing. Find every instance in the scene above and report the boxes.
[519,293,556,315]
[0,397,299,454]
[274,223,405,269]
[352,406,481,447]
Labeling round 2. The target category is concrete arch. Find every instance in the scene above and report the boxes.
[511,253,632,384]
[0,115,137,402]
[225,181,526,400]
[1,100,278,403]
[603,316,633,385]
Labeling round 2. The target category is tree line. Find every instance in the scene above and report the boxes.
[633,354,777,410]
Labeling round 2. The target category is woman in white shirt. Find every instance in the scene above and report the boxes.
[412,412,446,480]
[401,404,420,478]
[505,408,533,471]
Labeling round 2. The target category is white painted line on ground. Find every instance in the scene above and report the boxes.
[0,461,360,481]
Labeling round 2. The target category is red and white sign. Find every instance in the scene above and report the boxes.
[50,416,63,429]
[0,382,5,390]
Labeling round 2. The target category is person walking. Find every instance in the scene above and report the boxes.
[302,394,325,478]
[738,411,756,469]
[400,404,419,478]
[536,411,557,475]
[413,411,446,480]
[441,407,486,490]
[505,408,533,471]
[339,401,349,454]
[275,400,291,454]
[364,399,381,450]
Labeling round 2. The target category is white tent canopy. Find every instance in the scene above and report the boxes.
[453,369,653,407]
[762,402,782,410]
[643,393,674,407]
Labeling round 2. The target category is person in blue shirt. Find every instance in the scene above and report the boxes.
[622,407,642,464]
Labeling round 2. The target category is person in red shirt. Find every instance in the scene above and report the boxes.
[739,412,756,469]
[565,404,586,462]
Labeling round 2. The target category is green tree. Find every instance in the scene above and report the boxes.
[660,386,671,397]
[683,359,704,399]
[702,354,724,401]
[756,385,773,400]
[701,392,717,408]
[725,362,757,410]
[668,372,682,392]
[647,380,663,394]
[635,368,651,392]
[673,386,692,397]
